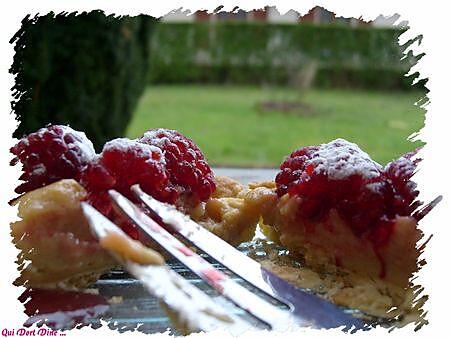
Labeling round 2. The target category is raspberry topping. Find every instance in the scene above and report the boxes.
[11,125,96,194]
[139,129,216,204]
[275,139,421,243]
[81,131,216,238]
[81,139,169,231]
[11,126,216,240]
[384,149,422,217]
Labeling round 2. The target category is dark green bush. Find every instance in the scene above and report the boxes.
[148,22,422,90]
[314,66,425,90]
[11,11,156,150]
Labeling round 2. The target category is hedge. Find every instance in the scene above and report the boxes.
[148,22,422,90]
[10,11,156,149]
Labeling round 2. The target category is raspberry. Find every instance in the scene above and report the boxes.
[81,138,169,213]
[275,139,421,243]
[11,125,96,194]
[384,149,422,218]
[80,139,170,239]
[139,128,216,204]
[12,125,216,239]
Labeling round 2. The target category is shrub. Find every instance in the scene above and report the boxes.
[148,22,422,90]
[11,11,156,149]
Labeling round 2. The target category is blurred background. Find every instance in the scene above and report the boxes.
[11,7,426,168]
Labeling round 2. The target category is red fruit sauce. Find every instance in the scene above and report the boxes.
[20,288,108,329]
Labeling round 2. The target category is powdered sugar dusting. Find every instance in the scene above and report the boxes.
[139,128,216,202]
[311,138,382,180]
[141,129,175,148]
[11,124,98,194]
[385,155,415,179]
[35,125,96,160]
[103,138,165,164]
[61,126,96,160]
[142,128,171,139]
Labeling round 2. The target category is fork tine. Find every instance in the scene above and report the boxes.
[130,185,369,331]
[131,184,289,305]
[108,189,300,330]
[81,202,252,334]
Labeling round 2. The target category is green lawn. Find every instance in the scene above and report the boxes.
[126,85,425,167]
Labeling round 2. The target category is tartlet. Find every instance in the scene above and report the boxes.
[11,179,116,289]
[10,125,259,289]
[247,139,424,289]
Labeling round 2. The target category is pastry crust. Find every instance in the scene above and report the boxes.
[258,255,426,326]
[188,176,260,246]
[246,181,422,289]
[10,176,258,290]
[11,179,116,289]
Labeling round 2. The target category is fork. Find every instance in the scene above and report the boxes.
[81,186,368,333]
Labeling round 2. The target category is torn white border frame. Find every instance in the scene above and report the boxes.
[0,1,447,338]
